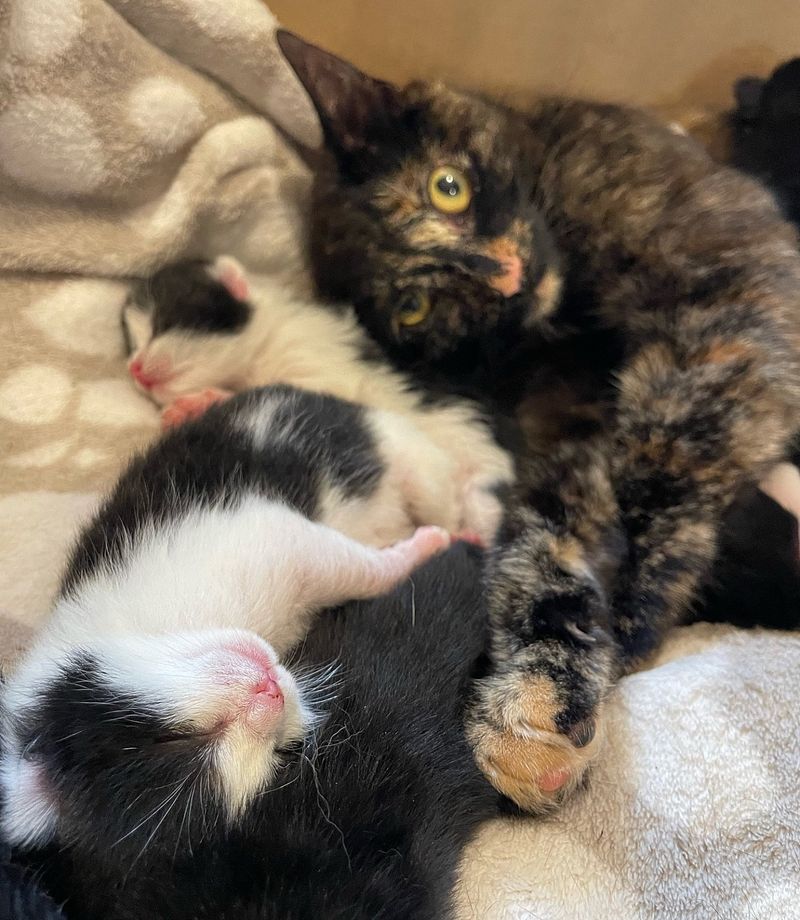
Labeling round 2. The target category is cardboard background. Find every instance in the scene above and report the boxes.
[271,0,800,112]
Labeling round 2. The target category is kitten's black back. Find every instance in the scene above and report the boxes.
[63,385,382,596]
[26,545,499,919]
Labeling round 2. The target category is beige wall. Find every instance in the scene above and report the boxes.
[271,0,800,110]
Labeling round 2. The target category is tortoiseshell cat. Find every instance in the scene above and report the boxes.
[279,33,800,812]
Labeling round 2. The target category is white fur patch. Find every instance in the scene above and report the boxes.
[0,96,106,196]
[121,305,154,353]
[0,755,58,847]
[127,77,206,154]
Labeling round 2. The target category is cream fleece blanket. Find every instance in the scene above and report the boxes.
[1,2,798,918]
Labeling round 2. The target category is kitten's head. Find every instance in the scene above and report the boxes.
[0,628,319,861]
[123,257,253,406]
[279,31,562,370]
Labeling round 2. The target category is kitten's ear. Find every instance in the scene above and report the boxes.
[277,30,404,166]
[209,256,250,302]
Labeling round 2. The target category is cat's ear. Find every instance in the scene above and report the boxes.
[208,256,250,302]
[277,30,404,166]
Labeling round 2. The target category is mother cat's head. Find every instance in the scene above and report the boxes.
[278,31,563,369]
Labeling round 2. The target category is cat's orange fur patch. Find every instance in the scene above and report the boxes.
[549,535,589,579]
[483,236,523,296]
[533,267,564,318]
[699,339,756,366]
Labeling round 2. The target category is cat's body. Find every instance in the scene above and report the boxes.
[0,385,457,854]
[278,33,800,811]
[13,545,497,920]
[122,257,515,545]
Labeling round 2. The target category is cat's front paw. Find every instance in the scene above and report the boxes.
[466,656,607,812]
[161,388,233,429]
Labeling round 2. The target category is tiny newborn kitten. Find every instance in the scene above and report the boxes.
[15,547,498,920]
[122,256,514,545]
[0,385,453,851]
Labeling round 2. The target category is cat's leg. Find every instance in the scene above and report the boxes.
[295,522,451,609]
[466,440,623,811]
[470,315,799,812]
[365,409,464,537]
[605,328,796,659]
[161,388,234,428]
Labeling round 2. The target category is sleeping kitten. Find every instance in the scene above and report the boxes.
[278,32,800,812]
[9,546,498,920]
[0,385,452,851]
[122,256,514,545]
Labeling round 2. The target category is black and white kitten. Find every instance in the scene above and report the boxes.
[0,385,456,852]
[121,256,515,545]
[12,546,498,920]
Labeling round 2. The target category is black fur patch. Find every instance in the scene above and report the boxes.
[133,261,252,337]
[14,657,225,870]
[63,386,383,595]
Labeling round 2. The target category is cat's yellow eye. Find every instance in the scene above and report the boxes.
[427,166,472,214]
[395,292,431,328]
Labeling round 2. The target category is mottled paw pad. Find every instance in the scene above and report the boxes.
[469,674,603,812]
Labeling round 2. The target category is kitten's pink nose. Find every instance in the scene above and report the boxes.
[221,642,285,716]
[254,674,283,703]
[129,358,159,390]
[247,670,285,728]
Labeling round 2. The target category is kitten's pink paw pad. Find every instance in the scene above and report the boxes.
[161,388,232,429]
[452,530,486,548]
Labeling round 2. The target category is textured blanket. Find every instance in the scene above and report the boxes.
[1,2,799,918]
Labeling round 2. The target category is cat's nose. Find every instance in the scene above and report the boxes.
[216,642,285,720]
[129,358,160,390]
[254,675,283,704]
[483,237,524,297]
[245,669,285,730]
